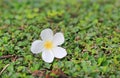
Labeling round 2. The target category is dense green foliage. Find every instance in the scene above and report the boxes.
[0,0,120,78]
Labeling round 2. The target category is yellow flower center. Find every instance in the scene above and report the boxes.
[44,41,53,50]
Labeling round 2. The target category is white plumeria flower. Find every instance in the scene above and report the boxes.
[31,28,67,63]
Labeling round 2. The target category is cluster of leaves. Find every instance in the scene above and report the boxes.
[0,0,120,78]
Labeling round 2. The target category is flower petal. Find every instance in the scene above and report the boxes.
[42,50,54,63]
[52,47,67,58]
[53,32,64,45]
[31,40,43,54]
[40,28,53,41]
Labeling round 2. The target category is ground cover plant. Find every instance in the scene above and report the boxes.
[0,0,120,78]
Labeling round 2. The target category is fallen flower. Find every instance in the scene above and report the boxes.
[31,28,67,63]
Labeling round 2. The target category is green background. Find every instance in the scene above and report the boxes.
[0,0,120,78]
